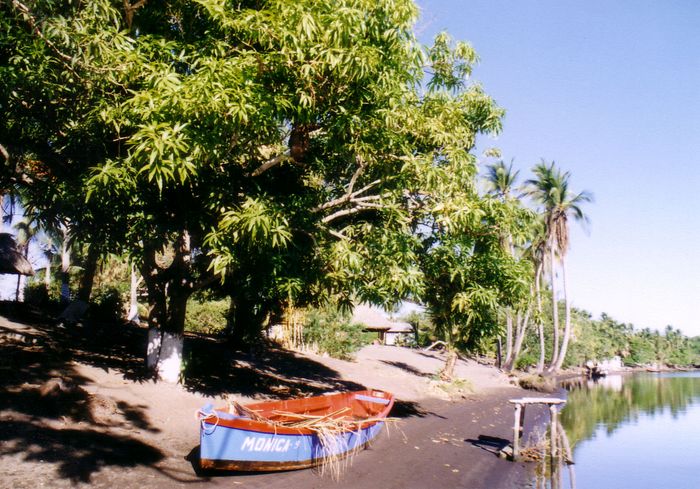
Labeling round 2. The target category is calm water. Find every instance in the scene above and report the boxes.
[555,371,700,489]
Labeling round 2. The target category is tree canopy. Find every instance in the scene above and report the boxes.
[3,0,535,379]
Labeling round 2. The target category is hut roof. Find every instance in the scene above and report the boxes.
[352,304,411,332]
[352,304,394,331]
[0,233,34,276]
[387,322,413,333]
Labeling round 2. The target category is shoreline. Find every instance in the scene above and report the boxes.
[1,310,556,489]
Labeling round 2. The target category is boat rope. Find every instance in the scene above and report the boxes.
[196,408,220,434]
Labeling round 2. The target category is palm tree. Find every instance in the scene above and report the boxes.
[13,218,38,301]
[486,159,520,201]
[526,160,592,373]
[485,160,520,367]
[485,160,539,372]
[523,218,548,373]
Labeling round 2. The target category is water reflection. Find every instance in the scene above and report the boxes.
[531,420,576,489]
[556,371,700,489]
[560,372,700,448]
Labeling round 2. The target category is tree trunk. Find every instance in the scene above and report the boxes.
[439,325,458,380]
[552,258,572,372]
[156,331,184,383]
[60,225,71,303]
[15,243,29,302]
[496,337,502,369]
[535,263,546,373]
[506,306,532,372]
[76,243,100,302]
[128,265,141,323]
[44,262,52,287]
[141,231,194,383]
[15,275,25,302]
[504,311,513,367]
[441,348,458,380]
[226,290,272,347]
[549,244,559,368]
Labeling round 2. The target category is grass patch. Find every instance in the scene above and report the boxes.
[517,374,556,393]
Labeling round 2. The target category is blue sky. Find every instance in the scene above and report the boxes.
[416,1,700,335]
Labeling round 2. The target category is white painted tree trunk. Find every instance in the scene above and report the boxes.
[128,266,141,323]
[146,327,162,370]
[147,328,184,383]
[157,332,184,383]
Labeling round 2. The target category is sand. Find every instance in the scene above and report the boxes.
[0,306,554,489]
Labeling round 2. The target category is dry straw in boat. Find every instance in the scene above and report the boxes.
[227,398,398,478]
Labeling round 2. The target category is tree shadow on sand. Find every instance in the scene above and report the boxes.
[379,360,434,378]
[0,420,165,484]
[182,337,368,399]
[1,302,424,483]
[1,301,368,401]
[0,303,167,484]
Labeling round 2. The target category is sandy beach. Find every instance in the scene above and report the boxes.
[1,305,554,489]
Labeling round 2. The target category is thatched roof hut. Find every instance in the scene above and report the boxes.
[0,233,34,275]
[352,304,413,345]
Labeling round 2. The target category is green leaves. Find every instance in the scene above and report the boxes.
[216,197,292,249]
[427,32,478,92]
[4,0,527,349]
[128,122,194,189]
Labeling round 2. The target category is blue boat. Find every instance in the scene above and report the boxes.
[197,389,395,471]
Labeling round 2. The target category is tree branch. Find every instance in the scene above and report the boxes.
[248,153,290,177]
[328,229,348,240]
[349,179,381,199]
[346,155,365,195]
[123,1,148,29]
[321,207,364,224]
[12,1,74,63]
[313,160,367,212]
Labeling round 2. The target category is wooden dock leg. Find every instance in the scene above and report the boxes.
[549,404,558,461]
[513,403,523,460]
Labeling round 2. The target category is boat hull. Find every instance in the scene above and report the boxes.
[200,421,385,471]
[198,390,393,472]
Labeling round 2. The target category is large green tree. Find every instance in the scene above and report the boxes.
[3,0,517,382]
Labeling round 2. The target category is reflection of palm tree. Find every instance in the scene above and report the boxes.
[526,161,591,372]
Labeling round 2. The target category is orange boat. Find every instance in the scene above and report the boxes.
[197,389,395,471]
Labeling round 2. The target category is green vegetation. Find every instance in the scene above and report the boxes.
[185,297,229,335]
[302,307,374,360]
[514,308,700,369]
[2,0,694,379]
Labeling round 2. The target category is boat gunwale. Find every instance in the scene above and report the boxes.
[201,389,394,436]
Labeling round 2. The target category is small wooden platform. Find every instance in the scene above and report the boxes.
[506,397,566,461]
